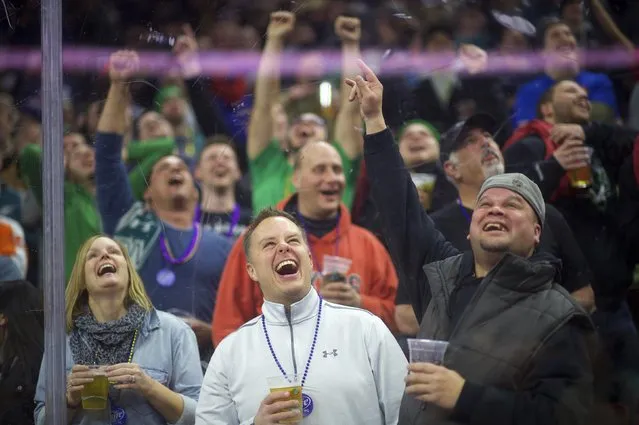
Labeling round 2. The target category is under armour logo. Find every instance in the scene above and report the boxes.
[322,349,338,358]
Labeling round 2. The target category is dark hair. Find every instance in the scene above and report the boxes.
[536,87,554,119]
[242,208,304,259]
[0,280,44,381]
[132,109,150,141]
[536,16,569,48]
[197,135,238,165]
[421,23,455,47]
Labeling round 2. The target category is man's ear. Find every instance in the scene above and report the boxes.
[444,159,460,181]
[533,222,541,246]
[246,262,258,282]
[540,102,554,122]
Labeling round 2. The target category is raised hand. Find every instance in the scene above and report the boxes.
[108,50,139,83]
[457,44,488,75]
[267,11,295,40]
[335,16,361,43]
[345,60,384,120]
[173,23,201,79]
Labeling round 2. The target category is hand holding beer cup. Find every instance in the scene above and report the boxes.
[550,123,586,144]
[552,138,594,188]
[66,365,96,408]
[106,363,153,395]
[255,383,302,425]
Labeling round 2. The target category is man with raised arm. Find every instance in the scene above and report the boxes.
[94,51,231,356]
[247,11,363,214]
[347,61,595,425]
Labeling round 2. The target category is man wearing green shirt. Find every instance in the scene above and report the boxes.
[247,12,364,214]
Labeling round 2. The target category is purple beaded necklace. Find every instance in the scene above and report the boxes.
[261,297,323,417]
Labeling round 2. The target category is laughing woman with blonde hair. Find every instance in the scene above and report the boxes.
[34,235,202,425]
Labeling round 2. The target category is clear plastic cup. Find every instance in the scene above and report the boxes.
[267,374,302,424]
[411,173,437,194]
[322,255,352,275]
[80,365,108,410]
[568,146,594,189]
[407,339,449,365]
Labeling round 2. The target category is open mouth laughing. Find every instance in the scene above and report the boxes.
[274,258,301,281]
[96,262,117,277]
[482,221,508,234]
[167,174,185,187]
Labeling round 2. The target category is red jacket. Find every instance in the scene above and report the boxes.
[211,195,399,346]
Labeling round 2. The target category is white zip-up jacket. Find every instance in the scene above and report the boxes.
[196,288,407,425]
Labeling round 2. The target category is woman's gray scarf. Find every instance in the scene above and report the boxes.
[69,304,146,366]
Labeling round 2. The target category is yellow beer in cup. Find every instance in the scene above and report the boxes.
[267,375,302,424]
[81,365,109,410]
[567,146,594,189]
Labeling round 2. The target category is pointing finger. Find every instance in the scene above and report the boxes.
[356,59,379,84]
[182,23,196,38]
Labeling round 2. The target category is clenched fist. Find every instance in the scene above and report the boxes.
[108,50,139,83]
[267,11,295,40]
[457,44,488,75]
[335,16,361,43]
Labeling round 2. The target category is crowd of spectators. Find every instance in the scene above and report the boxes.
[1,0,639,424]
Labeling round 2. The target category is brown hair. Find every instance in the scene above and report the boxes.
[242,208,305,259]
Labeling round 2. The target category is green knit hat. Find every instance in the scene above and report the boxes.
[154,85,183,110]
[396,119,440,143]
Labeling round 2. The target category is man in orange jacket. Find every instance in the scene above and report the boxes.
[212,141,399,346]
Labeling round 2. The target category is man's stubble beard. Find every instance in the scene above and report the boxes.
[482,162,505,180]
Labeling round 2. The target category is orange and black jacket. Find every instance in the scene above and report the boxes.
[211,195,399,346]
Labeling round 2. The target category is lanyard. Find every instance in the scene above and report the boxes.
[261,299,323,387]
[108,329,138,425]
[159,223,201,265]
[195,204,241,238]
[225,204,241,238]
[127,329,138,363]
[458,198,472,224]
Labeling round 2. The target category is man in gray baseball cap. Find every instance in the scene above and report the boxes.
[351,60,595,425]
[477,172,546,227]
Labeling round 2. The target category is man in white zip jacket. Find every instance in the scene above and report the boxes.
[195,208,407,425]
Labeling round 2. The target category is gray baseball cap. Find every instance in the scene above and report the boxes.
[477,173,545,227]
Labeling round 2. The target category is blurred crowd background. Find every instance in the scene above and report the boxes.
[1,0,639,423]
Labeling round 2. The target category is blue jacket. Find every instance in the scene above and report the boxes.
[34,309,203,425]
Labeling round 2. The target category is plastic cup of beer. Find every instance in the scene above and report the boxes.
[267,374,302,423]
[407,339,449,365]
[81,365,109,410]
[411,173,437,194]
[569,146,594,189]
